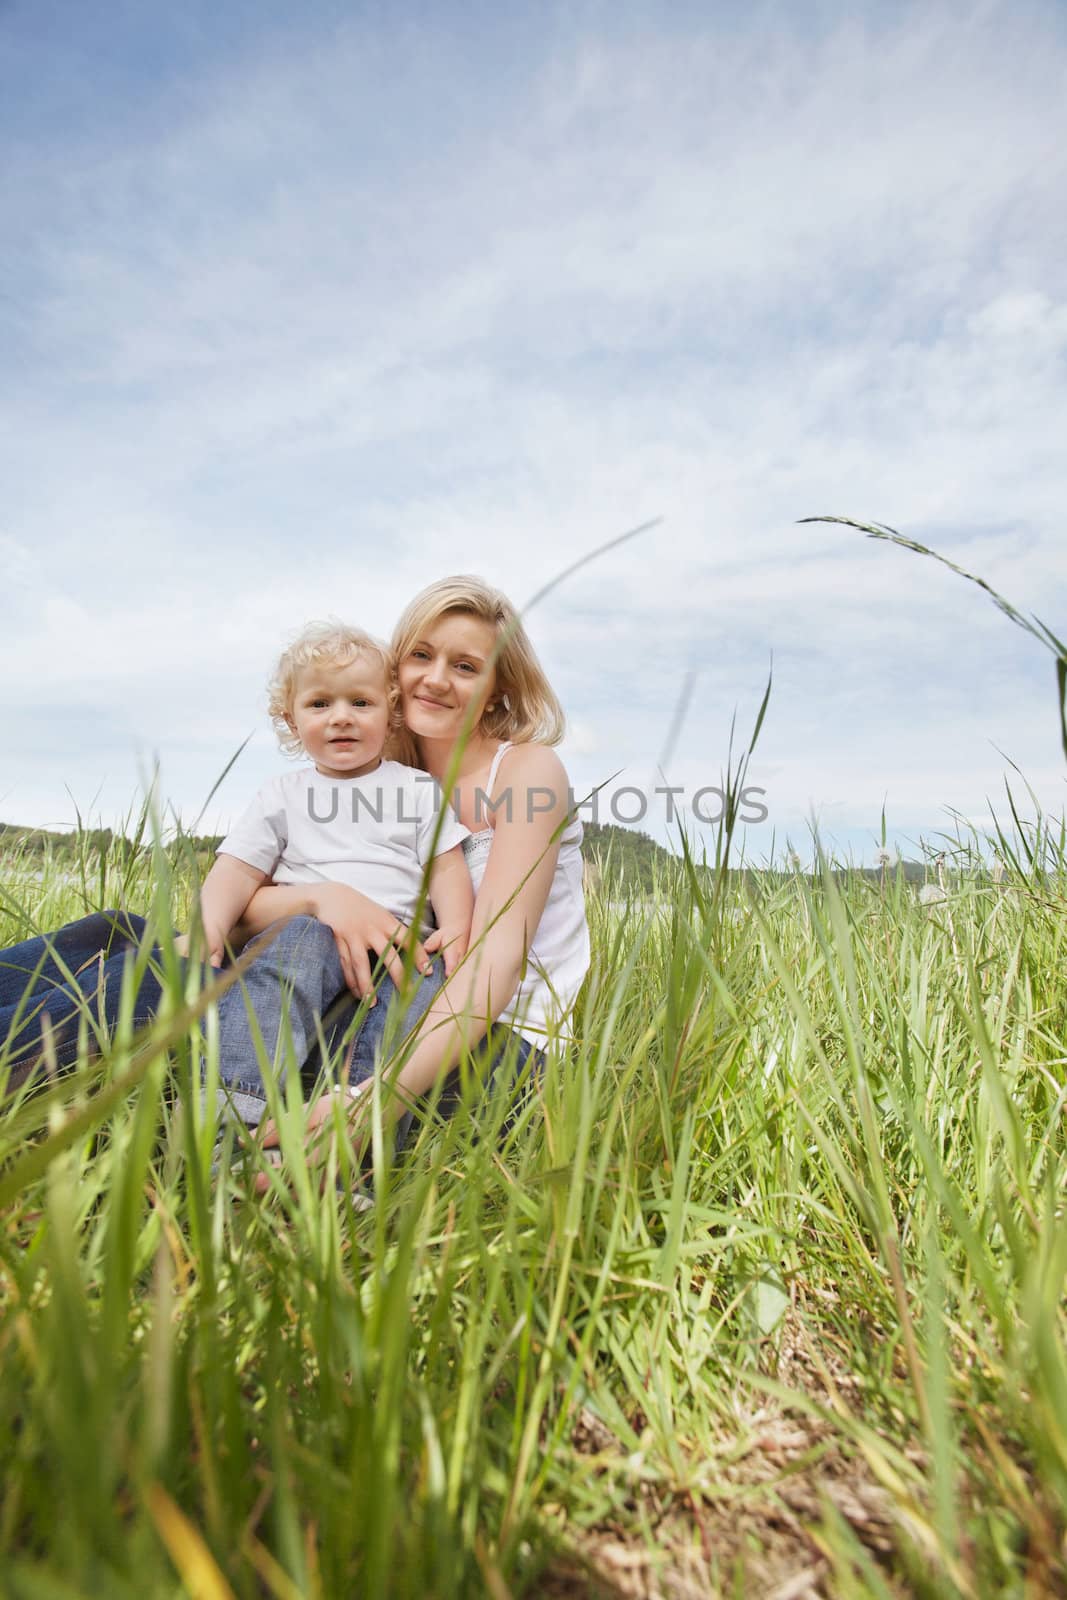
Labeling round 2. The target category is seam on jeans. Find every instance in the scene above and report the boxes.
[341,1032,357,1085]
[227,1080,270,1100]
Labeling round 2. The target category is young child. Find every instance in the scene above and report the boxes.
[198,618,473,996]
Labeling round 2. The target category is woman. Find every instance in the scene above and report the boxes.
[0,577,589,1141]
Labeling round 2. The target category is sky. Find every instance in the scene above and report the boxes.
[2,0,1066,865]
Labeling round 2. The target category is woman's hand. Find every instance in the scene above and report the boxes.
[307,882,432,998]
[254,1079,375,1193]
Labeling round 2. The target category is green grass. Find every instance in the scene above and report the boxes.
[1,819,1066,1598]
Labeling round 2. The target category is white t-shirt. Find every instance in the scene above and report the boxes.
[218,760,469,933]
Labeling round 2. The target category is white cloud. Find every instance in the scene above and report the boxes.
[2,0,1066,856]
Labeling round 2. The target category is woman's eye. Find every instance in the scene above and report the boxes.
[411,649,429,661]
[457,662,475,674]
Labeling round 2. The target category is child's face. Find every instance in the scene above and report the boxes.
[287,654,391,779]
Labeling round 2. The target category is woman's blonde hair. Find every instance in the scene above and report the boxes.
[267,619,396,757]
[389,576,565,761]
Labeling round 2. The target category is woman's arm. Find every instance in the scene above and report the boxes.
[237,880,431,997]
[386,743,569,1098]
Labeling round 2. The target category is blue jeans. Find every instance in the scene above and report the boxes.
[0,912,543,1133]
[215,915,544,1140]
[214,914,445,1128]
[0,911,439,1101]
[0,911,161,1078]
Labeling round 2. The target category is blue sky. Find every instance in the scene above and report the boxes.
[3,0,1066,863]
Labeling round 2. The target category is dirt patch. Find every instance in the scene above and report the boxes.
[545,1410,896,1598]
[538,1309,902,1599]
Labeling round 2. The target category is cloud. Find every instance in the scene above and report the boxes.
[2,0,1066,854]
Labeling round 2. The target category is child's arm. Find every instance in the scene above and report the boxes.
[198,853,270,967]
[422,844,474,977]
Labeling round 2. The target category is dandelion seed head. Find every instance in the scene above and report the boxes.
[919,883,947,906]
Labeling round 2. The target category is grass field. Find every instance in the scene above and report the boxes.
[1,813,1066,1599]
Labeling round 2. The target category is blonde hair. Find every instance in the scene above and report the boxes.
[267,620,395,757]
[389,576,565,763]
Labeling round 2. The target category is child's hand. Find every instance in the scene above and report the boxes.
[422,924,469,977]
[174,929,224,968]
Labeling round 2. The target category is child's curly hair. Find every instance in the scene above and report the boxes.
[267,620,398,758]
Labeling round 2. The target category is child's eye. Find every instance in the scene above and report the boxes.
[353,698,370,708]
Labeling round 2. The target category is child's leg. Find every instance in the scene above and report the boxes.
[339,960,445,1151]
[343,959,446,1089]
[212,915,347,1128]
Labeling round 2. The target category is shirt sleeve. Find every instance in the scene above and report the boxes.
[413,775,470,863]
[217,780,288,875]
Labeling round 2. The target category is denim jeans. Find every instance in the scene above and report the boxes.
[0,911,161,1079]
[0,912,543,1134]
[214,914,445,1128]
[215,915,545,1140]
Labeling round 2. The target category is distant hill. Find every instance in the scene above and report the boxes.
[581,821,680,894]
[0,820,118,857]
[0,816,678,892]
[0,820,223,863]
[579,823,940,892]
[0,818,950,893]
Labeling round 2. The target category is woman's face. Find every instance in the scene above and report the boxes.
[398,612,499,745]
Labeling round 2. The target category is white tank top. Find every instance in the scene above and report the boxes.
[461,742,590,1049]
